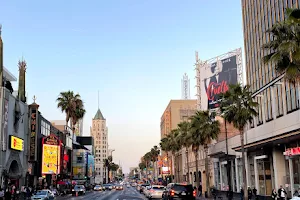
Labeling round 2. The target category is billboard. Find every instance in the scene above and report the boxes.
[197,48,242,110]
[42,134,61,174]
[87,154,95,177]
[9,135,24,151]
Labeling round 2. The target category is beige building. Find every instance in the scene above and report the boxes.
[90,109,108,184]
[160,99,197,182]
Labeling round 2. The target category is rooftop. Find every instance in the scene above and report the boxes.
[93,109,105,120]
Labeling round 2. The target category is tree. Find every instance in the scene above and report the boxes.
[5,80,13,94]
[262,8,300,82]
[103,156,113,183]
[144,152,152,179]
[139,162,146,170]
[222,84,258,200]
[150,146,160,181]
[189,111,217,192]
[168,129,181,182]
[160,137,172,180]
[192,111,220,196]
[56,90,82,129]
[177,121,192,183]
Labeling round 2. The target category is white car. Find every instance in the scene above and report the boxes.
[31,190,54,200]
[143,186,151,196]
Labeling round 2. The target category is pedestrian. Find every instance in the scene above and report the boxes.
[0,187,4,200]
[198,184,202,197]
[271,189,277,200]
[278,185,287,200]
[248,186,252,200]
[253,187,257,200]
[240,187,244,200]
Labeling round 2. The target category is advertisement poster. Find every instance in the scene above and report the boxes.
[87,155,95,177]
[42,144,61,174]
[199,49,240,110]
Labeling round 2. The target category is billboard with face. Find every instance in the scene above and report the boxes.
[198,49,241,110]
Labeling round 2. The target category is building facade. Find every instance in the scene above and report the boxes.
[160,100,197,183]
[90,109,108,184]
[216,0,300,197]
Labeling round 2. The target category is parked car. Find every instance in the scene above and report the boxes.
[162,183,196,200]
[143,186,152,196]
[72,185,86,196]
[140,184,150,193]
[31,190,54,200]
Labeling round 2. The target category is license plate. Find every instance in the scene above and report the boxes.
[182,192,186,195]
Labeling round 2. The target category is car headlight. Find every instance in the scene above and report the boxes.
[80,189,83,191]
[72,189,74,191]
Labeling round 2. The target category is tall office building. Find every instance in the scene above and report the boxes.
[90,109,108,184]
[181,73,190,99]
[240,0,300,196]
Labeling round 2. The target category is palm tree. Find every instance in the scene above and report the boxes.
[262,8,300,82]
[222,84,258,200]
[168,129,181,182]
[56,90,82,129]
[103,155,113,183]
[150,146,160,181]
[144,152,152,180]
[195,111,220,197]
[160,137,172,181]
[177,121,192,183]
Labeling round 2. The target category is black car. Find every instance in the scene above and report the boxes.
[162,183,196,200]
[72,185,86,196]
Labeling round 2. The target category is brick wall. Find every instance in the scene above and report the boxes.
[215,116,239,142]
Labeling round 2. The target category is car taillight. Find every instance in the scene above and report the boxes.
[171,189,175,196]
[193,190,196,197]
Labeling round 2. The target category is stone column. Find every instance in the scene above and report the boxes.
[235,158,240,192]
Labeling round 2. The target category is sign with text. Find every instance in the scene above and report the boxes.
[198,49,241,110]
[42,134,61,174]
[284,147,300,156]
[29,108,37,161]
[9,135,24,151]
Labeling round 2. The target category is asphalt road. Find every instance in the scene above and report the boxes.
[56,186,148,200]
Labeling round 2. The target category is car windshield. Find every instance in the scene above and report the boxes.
[95,185,101,187]
[103,184,111,186]
[152,186,164,190]
[74,185,84,189]
[36,191,47,195]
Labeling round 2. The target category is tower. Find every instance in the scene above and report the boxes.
[18,59,26,103]
[90,108,108,184]
[181,73,190,99]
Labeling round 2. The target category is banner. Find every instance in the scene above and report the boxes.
[199,49,241,110]
[42,134,61,174]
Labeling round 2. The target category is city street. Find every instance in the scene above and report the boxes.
[56,187,148,200]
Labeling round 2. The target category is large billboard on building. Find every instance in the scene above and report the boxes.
[196,48,242,110]
[42,134,61,174]
[87,154,95,177]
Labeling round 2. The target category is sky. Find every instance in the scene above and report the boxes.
[0,0,244,173]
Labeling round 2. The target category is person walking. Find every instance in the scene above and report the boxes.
[278,185,287,200]
[271,189,277,200]
[198,184,202,197]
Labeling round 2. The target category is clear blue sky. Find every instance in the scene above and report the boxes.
[1,0,243,173]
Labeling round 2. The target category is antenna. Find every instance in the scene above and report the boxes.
[98,90,99,109]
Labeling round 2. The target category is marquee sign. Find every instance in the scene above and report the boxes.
[9,135,24,151]
[29,108,37,161]
[42,134,61,174]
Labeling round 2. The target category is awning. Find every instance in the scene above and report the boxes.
[208,151,236,159]
[73,142,89,151]
[232,128,300,152]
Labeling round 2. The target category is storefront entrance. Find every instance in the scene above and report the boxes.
[257,158,272,195]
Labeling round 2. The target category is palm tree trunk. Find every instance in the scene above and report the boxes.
[194,150,200,189]
[186,147,190,183]
[204,146,210,197]
[153,160,156,181]
[240,131,248,200]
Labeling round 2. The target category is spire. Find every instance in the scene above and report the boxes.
[18,59,27,103]
[93,109,105,120]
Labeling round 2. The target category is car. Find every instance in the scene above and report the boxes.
[103,184,113,190]
[140,184,150,193]
[147,185,165,199]
[126,184,130,188]
[115,185,124,190]
[31,190,54,200]
[93,185,102,191]
[162,183,196,200]
[72,185,86,196]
